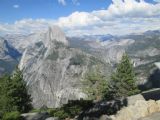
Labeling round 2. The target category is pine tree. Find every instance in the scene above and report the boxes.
[111,53,139,98]
[84,67,109,101]
[0,75,12,113]
[6,68,32,113]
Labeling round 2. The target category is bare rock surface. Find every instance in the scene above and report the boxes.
[19,26,108,108]
[138,112,160,120]
[111,98,160,120]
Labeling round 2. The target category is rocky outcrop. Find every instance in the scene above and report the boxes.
[127,94,145,106]
[19,26,108,108]
[139,112,160,120]
[111,99,160,120]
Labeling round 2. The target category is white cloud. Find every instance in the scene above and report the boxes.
[0,19,56,35]
[106,0,160,18]
[1,0,160,36]
[13,4,19,8]
[55,0,160,35]
[57,11,101,28]
[58,0,66,6]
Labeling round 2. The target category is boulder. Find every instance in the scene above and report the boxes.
[113,106,134,120]
[147,100,159,114]
[134,100,149,118]
[156,100,160,112]
[112,100,149,120]
[127,94,145,106]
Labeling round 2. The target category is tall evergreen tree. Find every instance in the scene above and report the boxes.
[6,68,32,113]
[84,67,109,100]
[0,75,12,113]
[111,53,139,98]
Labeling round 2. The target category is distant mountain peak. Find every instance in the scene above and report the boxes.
[45,26,68,47]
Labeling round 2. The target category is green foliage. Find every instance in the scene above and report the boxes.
[49,100,93,119]
[46,50,59,60]
[69,54,86,66]
[84,67,110,100]
[0,75,11,116]
[50,109,69,119]
[0,68,32,116]
[111,53,140,98]
[6,68,32,113]
[2,111,23,120]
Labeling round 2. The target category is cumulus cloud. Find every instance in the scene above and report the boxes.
[55,0,160,35]
[57,12,101,28]
[1,0,160,36]
[13,4,19,8]
[58,0,66,6]
[0,19,56,35]
[57,0,160,28]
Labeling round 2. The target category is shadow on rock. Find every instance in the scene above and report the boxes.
[78,98,128,120]
[138,68,160,91]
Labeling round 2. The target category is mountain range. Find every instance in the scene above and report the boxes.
[0,26,160,108]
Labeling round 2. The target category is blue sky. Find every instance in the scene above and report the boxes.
[0,0,160,36]
[0,0,111,23]
[0,0,156,23]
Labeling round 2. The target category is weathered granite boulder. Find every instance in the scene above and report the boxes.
[147,100,159,114]
[139,112,160,120]
[134,100,149,118]
[127,94,145,106]
[111,99,160,120]
[156,100,160,111]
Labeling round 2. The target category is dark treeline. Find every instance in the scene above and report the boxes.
[0,68,32,120]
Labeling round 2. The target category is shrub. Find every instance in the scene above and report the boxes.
[2,111,23,120]
[51,109,69,119]
[49,100,93,119]
[83,68,110,100]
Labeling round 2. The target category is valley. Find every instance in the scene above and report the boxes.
[0,26,159,120]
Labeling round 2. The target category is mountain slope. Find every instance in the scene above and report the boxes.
[19,26,110,108]
[68,30,160,84]
[0,37,21,75]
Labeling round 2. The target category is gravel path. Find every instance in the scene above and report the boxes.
[139,112,160,120]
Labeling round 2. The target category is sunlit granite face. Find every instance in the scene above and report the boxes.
[19,26,107,108]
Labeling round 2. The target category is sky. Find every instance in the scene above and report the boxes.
[0,0,160,36]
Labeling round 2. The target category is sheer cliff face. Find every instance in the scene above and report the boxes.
[0,37,21,75]
[19,26,101,108]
